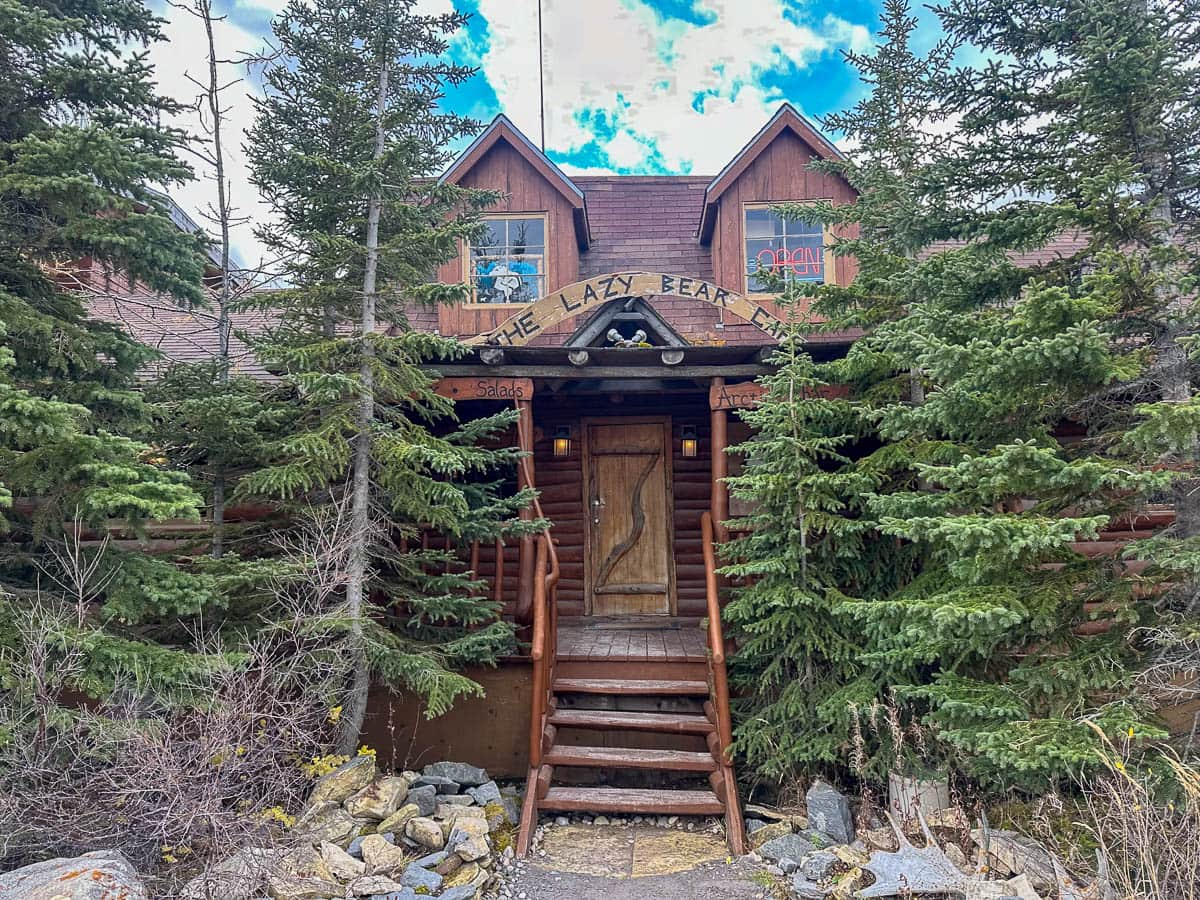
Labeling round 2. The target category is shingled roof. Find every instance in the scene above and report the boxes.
[574,175,712,280]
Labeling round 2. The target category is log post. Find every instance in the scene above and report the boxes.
[710,377,729,543]
[516,398,536,625]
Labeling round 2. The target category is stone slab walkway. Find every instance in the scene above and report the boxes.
[496,824,779,899]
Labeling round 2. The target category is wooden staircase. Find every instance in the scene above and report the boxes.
[514,510,745,856]
[535,659,729,819]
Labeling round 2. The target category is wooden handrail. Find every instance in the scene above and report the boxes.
[702,512,726,668]
[701,512,732,754]
[516,404,559,775]
[701,509,746,855]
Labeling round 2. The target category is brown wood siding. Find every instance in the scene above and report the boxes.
[531,398,711,618]
[437,142,580,339]
[709,129,858,296]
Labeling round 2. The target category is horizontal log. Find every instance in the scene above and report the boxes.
[429,364,771,379]
[673,483,712,501]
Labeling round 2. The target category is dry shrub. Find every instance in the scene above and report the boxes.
[0,509,359,895]
[1074,736,1200,900]
[0,601,339,894]
[1035,727,1200,900]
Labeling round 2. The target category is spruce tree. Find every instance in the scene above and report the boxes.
[829,0,1199,787]
[722,316,900,782]
[244,0,540,751]
[0,0,229,705]
[931,0,1200,720]
[720,0,951,784]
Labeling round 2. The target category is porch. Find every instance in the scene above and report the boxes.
[557,616,708,663]
[428,344,777,858]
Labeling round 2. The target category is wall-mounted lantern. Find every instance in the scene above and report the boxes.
[680,424,698,458]
[553,425,572,458]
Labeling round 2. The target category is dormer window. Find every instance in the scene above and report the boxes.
[744,205,826,292]
[468,214,546,304]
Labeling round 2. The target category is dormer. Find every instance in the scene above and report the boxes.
[436,116,589,336]
[697,104,857,295]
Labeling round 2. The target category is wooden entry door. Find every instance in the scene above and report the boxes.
[583,418,675,616]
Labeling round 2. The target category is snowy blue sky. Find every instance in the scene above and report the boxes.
[147,0,946,265]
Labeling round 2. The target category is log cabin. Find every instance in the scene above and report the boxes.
[401,104,860,854]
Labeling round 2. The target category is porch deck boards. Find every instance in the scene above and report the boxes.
[557,616,708,662]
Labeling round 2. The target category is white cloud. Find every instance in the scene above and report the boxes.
[147,1,274,269]
[146,0,479,269]
[475,0,869,173]
[143,0,873,270]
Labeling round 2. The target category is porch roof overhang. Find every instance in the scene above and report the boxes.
[422,341,852,396]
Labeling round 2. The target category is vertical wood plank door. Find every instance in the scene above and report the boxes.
[584,419,675,616]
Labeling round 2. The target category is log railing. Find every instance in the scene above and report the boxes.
[701,509,746,855]
[515,404,559,857]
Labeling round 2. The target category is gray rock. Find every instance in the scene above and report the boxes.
[423,760,490,786]
[437,887,479,900]
[294,800,363,846]
[309,754,376,805]
[501,796,521,825]
[745,818,768,833]
[347,835,366,858]
[368,890,417,900]
[179,847,284,899]
[800,849,838,882]
[466,779,502,806]
[406,817,446,853]
[414,773,461,794]
[757,832,824,866]
[441,793,475,805]
[0,851,147,900]
[970,828,1057,891]
[414,849,448,868]
[805,780,854,845]
[399,862,443,892]
[790,873,826,899]
[408,783,439,815]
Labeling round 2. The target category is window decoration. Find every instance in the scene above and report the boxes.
[469,216,545,304]
[744,206,824,292]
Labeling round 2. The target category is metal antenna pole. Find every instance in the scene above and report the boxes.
[537,0,546,150]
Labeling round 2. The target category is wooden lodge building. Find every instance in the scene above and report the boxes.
[394,104,858,853]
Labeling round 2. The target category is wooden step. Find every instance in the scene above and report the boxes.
[545,745,718,771]
[549,708,715,735]
[538,786,725,815]
[553,677,709,696]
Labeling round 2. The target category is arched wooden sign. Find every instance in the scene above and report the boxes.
[465,272,785,347]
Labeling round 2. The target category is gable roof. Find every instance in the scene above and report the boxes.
[697,103,846,243]
[566,296,688,348]
[440,114,591,249]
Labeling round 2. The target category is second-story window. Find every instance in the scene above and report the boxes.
[469,215,546,304]
[744,206,825,293]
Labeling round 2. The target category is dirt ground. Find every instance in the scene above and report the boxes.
[497,824,781,899]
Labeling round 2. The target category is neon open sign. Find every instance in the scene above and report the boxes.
[755,245,823,278]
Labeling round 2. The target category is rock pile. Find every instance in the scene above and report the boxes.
[746,781,1079,899]
[183,758,518,900]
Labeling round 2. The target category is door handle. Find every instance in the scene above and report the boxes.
[591,496,604,525]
